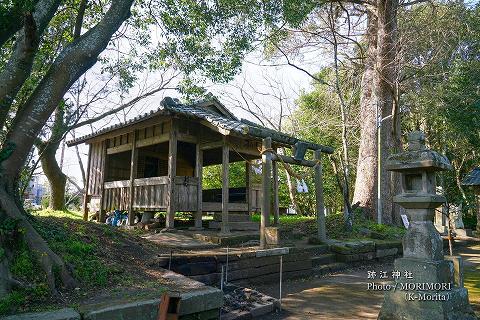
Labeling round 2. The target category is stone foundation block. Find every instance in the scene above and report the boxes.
[81,299,160,320]
[2,308,80,320]
[336,251,375,263]
[444,255,464,287]
[265,227,279,246]
[330,240,375,254]
[376,248,399,258]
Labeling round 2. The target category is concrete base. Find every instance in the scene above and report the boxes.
[378,287,477,320]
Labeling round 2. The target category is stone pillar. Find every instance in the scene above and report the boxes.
[435,205,447,234]
[378,131,477,320]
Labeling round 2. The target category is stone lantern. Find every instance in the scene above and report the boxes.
[378,131,477,320]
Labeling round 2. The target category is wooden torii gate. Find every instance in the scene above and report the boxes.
[259,137,327,248]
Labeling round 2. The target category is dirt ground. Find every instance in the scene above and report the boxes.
[253,241,480,320]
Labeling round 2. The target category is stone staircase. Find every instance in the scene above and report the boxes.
[208,213,259,231]
[299,244,349,276]
[302,240,403,277]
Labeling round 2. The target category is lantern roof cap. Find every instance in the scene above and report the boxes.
[386,131,452,172]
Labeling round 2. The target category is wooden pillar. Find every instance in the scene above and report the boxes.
[261,137,272,248]
[272,160,280,226]
[128,130,138,226]
[194,144,203,229]
[245,161,252,216]
[82,144,92,221]
[99,140,108,223]
[314,149,326,241]
[475,189,480,233]
[221,138,230,234]
[165,120,178,230]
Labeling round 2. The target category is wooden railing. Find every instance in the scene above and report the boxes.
[103,176,198,212]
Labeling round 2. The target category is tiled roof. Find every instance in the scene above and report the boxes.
[462,167,480,186]
[66,97,334,153]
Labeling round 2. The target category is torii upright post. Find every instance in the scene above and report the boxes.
[260,137,272,248]
[314,149,326,241]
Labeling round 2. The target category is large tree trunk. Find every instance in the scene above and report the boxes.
[0,0,62,130]
[40,142,67,210]
[352,0,401,224]
[0,0,134,293]
[374,0,400,225]
[352,11,378,217]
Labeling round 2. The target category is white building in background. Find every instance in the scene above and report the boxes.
[25,175,46,206]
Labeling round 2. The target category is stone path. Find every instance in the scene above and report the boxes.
[254,241,480,320]
[142,232,218,250]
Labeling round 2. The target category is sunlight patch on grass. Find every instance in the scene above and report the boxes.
[31,209,82,219]
[464,267,480,309]
[251,213,314,224]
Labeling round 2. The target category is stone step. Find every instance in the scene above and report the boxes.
[213,213,252,222]
[209,221,260,231]
[311,253,336,267]
[302,244,330,255]
[312,262,349,276]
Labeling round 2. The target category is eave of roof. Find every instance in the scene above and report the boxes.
[462,167,480,186]
[66,97,334,154]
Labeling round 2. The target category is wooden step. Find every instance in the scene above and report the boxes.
[209,221,259,231]
[311,254,336,267]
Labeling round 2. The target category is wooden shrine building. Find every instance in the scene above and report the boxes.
[67,97,334,243]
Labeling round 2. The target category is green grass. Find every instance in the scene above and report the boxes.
[0,291,26,315]
[465,267,480,314]
[33,214,114,288]
[1,210,116,315]
[252,212,406,241]
[251,213,314,224]
[31,209,83,219]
